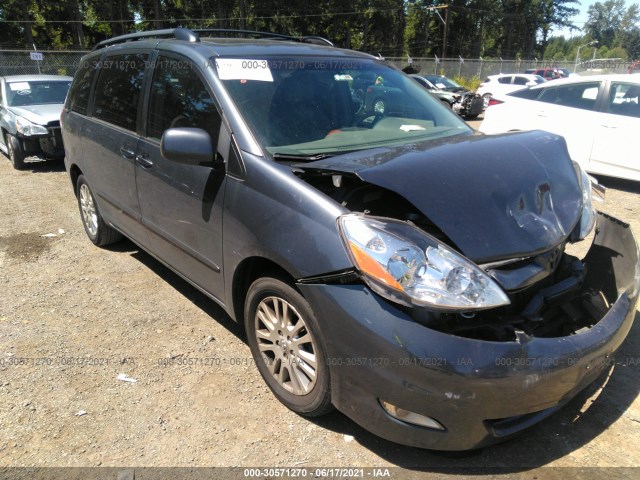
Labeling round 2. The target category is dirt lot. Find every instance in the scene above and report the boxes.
[1,133,640,478]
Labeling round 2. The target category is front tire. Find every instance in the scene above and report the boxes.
[7,134,26,170]
[372,98,386,115]
[245,277,332,417]
[76,175,122,247]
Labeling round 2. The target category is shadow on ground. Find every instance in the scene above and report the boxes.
[117,238,639,474]
[595,175,640,195]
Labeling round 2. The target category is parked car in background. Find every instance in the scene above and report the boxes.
[480,74,640,181]
[628,60,640,74]
[62,28,639,451]
[409,74,459,109]
[530,67,565,81]
[526,67,579,79]
[477,73,545,107]
[410,74,484,118]
[0,74,72,169]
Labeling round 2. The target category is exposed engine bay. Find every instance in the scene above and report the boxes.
[296,169,611,343]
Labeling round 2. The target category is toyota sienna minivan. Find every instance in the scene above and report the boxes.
[61,28,639,451]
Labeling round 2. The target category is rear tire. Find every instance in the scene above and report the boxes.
[76,175,122,247]
[7,134,26,170]
[245,277,333,417]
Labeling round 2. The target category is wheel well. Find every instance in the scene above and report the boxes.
[231,257,295,326]
[1,128,10,150]
[69,164,83,195]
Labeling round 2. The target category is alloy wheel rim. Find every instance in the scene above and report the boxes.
[254,296,318,395]
[79,184,98,237]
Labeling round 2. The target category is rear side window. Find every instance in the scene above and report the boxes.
[509,88,541,100]
[67,59,97,115]
[537,82,600,111]
[498,76,512,84]
[93,53,148,131]
[146,55,221,142]
[608,82,640,118]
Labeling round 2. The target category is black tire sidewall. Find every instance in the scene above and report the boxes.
[244,277,332,416]
[8,135,25,170]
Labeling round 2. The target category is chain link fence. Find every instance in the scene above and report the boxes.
[0,50,89,77]
[0,49,635,79]
[385,57,634,79]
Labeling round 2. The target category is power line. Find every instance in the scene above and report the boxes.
[0,7,406,24]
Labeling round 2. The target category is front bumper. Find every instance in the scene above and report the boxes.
[17,125,64,159]
[454,94,484,117]
[297,213,639,450]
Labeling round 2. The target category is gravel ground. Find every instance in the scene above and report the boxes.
[1,128,639,479]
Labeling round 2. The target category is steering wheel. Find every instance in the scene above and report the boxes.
[355,112,384,129]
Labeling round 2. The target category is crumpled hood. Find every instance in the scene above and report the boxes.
[295,131,583,263]
[10,104,63,125]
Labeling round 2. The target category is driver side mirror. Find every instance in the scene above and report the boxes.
[160,127,223,167]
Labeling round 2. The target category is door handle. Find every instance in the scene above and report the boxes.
[601,124,617,129]
[119,147,135,159]
[536,111,549,117]
[135,155,154,168]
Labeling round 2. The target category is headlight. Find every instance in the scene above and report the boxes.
[573,163,597,241]
[338,214,510,310]
[15,116,48,136]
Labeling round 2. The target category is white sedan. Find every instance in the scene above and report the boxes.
[476,73,545,107]
[480,74,640,182]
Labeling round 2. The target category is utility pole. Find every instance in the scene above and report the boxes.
[442,7,449,59]
[412,3,449,59]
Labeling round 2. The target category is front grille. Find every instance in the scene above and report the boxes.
[50,127,63,147]
[39,126,64,157]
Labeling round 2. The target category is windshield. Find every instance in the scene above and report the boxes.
[423,75,462,90]
[6,80,71,107]
[216,56,470,158]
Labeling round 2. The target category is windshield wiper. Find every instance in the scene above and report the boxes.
[272,152,336,162]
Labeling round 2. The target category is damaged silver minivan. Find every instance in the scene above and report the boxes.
[61,28,640,450]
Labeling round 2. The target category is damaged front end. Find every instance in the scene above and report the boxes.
[416,211,639,342]
[294,131,640,342]
[291,130,639,450]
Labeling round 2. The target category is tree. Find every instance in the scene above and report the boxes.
[584,0,638,47]
[538,0,580,55]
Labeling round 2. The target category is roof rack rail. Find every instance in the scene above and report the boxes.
[192,29,334,47]
[299,36,334,47]
[93,28,199,50]
[92,27,334,51]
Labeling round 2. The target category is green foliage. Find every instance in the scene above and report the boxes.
[452,75,481,91]
[606,46,629,59]
[0,0,638,62]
